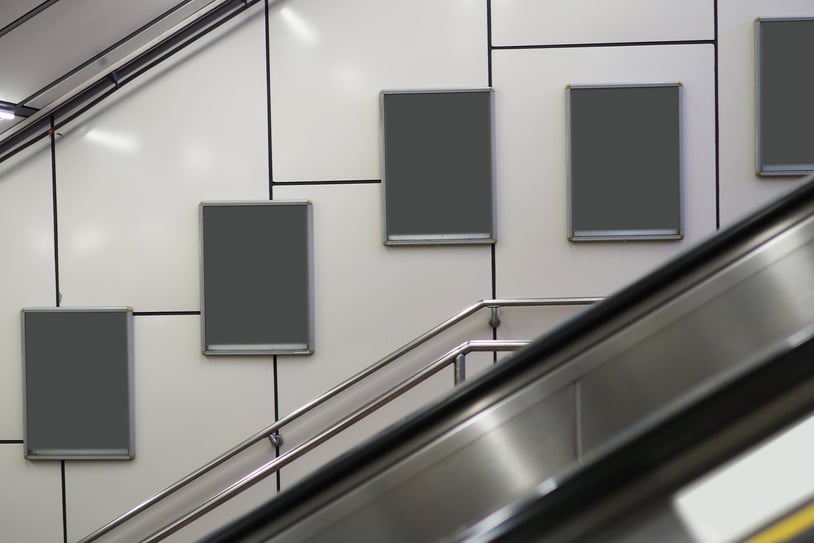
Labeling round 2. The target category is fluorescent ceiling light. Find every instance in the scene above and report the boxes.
[0,109,15,120]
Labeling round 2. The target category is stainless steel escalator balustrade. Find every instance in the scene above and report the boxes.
[200,175,814,543]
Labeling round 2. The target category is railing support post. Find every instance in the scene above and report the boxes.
[489,306,501,329]
[268,433,283,448]
[454,353,466,385]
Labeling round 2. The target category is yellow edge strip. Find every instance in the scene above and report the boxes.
[745,502,814,543]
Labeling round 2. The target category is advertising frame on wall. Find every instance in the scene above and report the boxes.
[755,17,814,176]
[200,200,315,356]
[21,307,135,460]
[566,82,684,242]
[380,88,496,246]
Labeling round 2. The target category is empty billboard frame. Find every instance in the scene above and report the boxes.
[756,17,814,175]
[567,82,683,241]
[21,307,134,460]
[380,88,496,245]
[200,200,314,356]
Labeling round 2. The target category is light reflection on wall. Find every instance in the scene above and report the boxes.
[280,6,318,45]
[85,129,140,154]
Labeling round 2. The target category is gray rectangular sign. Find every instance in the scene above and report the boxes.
[756,18,814,175]
[567,83,683,241]
[200,201,314,355]
[381,89,496,245]
[22,307,134,460]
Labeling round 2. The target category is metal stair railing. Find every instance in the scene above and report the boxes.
[79,297,600,543]
[140,339,532,542]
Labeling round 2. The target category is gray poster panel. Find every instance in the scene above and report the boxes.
[200,201,314,355]
[21,307,134,460]
[756,18,814,175]
[381,88,496,245]
[567,83,683,241]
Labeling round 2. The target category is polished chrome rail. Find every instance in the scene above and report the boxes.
[80,297,599,543]
[140,340,531,543]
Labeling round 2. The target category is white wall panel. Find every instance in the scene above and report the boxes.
[491,0,714,47]
[268,0,487,182]
[493,45,717,298]
[274,184,492,485]
[717,0,814,226]
[280,371,455,489]
[55,8,268,312]
[65,315,277,542]
[0,444,63,542]
[0,143,55,439]
[496,305,593,343]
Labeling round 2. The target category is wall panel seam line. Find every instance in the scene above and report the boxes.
[265,0,274,201]
[132,311,201,316]
[265,0,281,494]
[486,0,493,86]
[61,460,67,543]
[713,0,720,230]
[492,39,715,51]
[271,179,382,186]
[487,0,497,352]
[50,116,60,308]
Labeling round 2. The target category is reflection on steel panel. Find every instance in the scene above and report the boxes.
[203,177,814,543]
[274,386,576,543]
[579,221,814,453]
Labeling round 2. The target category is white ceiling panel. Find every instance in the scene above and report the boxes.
[0,0,45,28]
[0,0,210,105]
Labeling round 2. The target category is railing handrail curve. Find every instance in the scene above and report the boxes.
[80,297,599,543]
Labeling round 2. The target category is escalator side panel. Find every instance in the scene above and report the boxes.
[579,234,814,452]
[259,209,814,542]
[272,385,577,543]
[201,177,814,543]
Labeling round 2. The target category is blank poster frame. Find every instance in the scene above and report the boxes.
[21,307,135,460]
[200,200,314,356]
[380,88,496,246]
[755,17,814,176]
[566,82,684,242]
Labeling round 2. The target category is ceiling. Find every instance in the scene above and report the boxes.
[0,0,222,136]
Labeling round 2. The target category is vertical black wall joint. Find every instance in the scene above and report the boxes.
[265,0,281,494]
[713,0,721,230]
[60,460,67,543]
[487,0,498,360]
[265,0,274,201]
[49,117,60,308]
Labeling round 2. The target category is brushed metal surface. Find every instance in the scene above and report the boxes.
[579,219,814,453]
[220,184,814,543]
[271,385,576,543]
